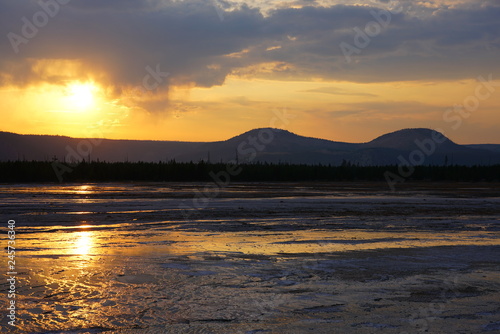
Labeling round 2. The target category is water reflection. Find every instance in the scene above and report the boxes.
[16,225,500,259]
[73,230,94,256]
[75,185,93,195]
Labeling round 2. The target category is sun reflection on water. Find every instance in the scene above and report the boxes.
[73,230,94,256]
[75,185,93,195]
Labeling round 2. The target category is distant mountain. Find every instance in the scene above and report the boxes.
[466,144,500,154]
[1,128,499,166]
[359,128,499,166]
[176,129,360,165]
[0,131,202,163]
[364,128,459,151]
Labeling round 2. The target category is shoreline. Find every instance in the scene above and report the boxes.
[1,183,499,333]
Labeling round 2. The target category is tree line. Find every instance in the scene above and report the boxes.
[0,160,499,183]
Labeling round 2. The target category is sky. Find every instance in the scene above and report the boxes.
[1,0,499,144]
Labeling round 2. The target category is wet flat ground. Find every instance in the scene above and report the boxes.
[1,182,500,333]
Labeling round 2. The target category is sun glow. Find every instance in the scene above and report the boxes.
[74,230,94,256]
[66,82,97,110]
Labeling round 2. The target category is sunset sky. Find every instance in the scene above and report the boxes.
[1,0,499,144]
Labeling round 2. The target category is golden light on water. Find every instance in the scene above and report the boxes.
[73,230,94,256]
[75,185,93,195]
[16,223,500,259]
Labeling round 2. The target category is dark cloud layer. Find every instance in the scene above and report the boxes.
[1,0,499,94]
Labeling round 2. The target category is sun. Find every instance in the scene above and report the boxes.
[66,82,97,110]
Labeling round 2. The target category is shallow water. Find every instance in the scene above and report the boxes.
[1,182,500,333]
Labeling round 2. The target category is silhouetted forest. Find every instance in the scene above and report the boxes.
[0,160,499,183]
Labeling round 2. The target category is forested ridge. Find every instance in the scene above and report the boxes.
[0,160,499,183]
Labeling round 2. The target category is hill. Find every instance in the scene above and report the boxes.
[1,128,499,166]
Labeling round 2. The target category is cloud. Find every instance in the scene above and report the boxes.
[0,1,266,89]
[1,0,499,108]
[327,100,442,119]
[302,87,377,97]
